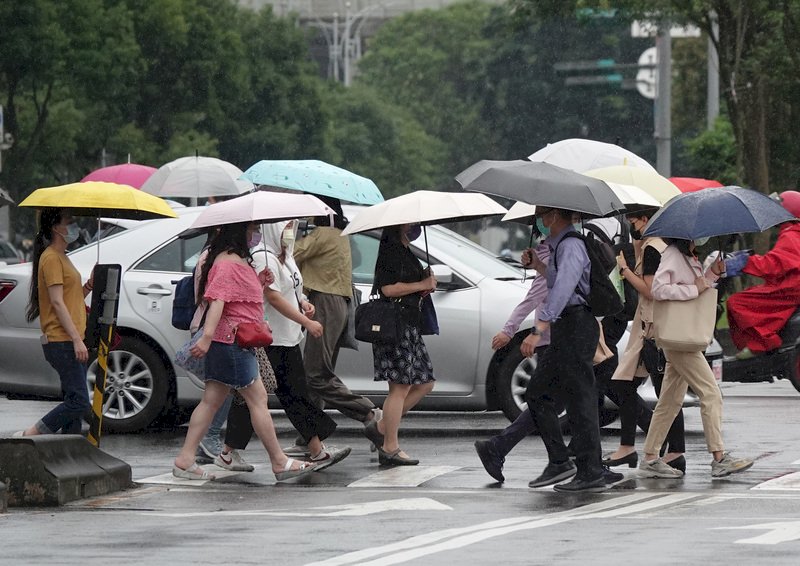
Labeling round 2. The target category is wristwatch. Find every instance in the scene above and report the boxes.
[530,327,542,336]
[619,266,628,275]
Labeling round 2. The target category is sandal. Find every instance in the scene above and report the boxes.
[274,458,315,482]
[378,447,419,466]
[172,462,216,481]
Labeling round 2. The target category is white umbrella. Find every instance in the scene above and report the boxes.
[0,187,14,207]
[142,156,253,199]
[528,138,656,173]
[188,191,334,231]
[342,190,507,264]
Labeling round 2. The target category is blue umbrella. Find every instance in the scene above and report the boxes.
[239,160,384,205]
[643,186,795,240]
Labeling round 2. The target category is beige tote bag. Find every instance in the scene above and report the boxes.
[653,287,718,352]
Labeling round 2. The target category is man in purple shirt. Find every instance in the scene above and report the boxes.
[521,207,621,493]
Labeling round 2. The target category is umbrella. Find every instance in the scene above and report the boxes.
[141,155,253,199]
[240,159,384,205]
[0,187,14,207]
[19,181,177,263]
[81,163,157,189]
[341,190,507,264]
[528,138,656,173]
[187,191,335,231]
[669,177,724,193]
[642,186,796,240]
[585,165,681,205]
[455,159,625,217]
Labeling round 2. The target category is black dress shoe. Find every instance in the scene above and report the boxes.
[601,465,624,484]
[665,455,686,474]
[529,460,577,488]
[363,419,384,449]
[602,451,638,468]
[378,447,419,466]
[475,440,505,483]
[553,475,608,493]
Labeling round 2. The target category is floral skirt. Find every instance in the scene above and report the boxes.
[373,324,435,385]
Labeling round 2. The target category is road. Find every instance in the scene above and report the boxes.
[2,379,800,565]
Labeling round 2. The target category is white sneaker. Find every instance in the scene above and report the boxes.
[282,444,312,458]
[639,458,684,478]
[372,408,383,422]
[213,449,255,472]
[310,445,352,472]
[711,453,753,477]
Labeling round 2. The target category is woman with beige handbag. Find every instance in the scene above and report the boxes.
[639,238,753,479]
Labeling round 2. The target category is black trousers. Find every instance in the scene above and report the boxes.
[526,306,603,480]
[225,345,337,450]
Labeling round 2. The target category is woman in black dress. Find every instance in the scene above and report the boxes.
[367,224,436,465]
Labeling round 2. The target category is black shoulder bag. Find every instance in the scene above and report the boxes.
[354,283,403,344]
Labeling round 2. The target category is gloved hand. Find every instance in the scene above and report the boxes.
[724,251,750,277]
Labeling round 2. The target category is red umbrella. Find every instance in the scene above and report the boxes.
[81,163,157,189]
[669,177,724,193]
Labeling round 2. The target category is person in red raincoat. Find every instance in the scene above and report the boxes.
[726,191,800,358]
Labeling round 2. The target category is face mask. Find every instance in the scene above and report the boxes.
[406,225,422,241]
[57,223,81,244]
[248,232,262,248]
[572,222,582,232]
[281,226,296,248]
[535,217,550,237]
[694,237,710,247]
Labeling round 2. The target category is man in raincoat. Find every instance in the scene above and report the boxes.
[726,190,800,358]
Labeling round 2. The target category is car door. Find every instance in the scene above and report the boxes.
[336,231,482,396]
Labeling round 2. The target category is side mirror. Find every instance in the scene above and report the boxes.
[430,264,453,285]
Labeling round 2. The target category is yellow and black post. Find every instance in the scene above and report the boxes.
[84,264,121,448]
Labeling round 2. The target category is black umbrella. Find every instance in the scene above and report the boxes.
[455,159,625,217]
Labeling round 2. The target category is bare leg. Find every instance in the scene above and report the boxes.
[380,383,411,454]
[237,379,306,474]
[401,382,434,415]
[175,381,230,470]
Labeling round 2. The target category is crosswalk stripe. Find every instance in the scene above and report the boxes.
[751,471,800,491]
[348,466,461,488]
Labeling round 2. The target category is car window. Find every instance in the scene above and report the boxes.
[350,233,380,285]
[134,234,207,273]
[0,241,16,257]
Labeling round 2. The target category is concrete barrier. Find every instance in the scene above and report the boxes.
[0,435,132,506]
[0,480,7,513]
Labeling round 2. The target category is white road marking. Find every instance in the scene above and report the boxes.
[791,458,800,466]
[136,468,241,486]
[146,497,451,518]
[716,521,800,545]
[348,466,461,488]
[751,471,800,491]
[305,493,698,566]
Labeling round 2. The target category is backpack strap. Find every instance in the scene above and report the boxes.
[583,222,614,247]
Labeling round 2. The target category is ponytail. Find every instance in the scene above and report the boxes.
[26,208,64,323]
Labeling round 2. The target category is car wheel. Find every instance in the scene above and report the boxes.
[87,336,170,433]
[495,346,617,429]
[788,345,800,393]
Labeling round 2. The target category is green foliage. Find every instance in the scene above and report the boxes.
[681,116,737,184]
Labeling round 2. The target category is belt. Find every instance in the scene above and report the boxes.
[561,304,589,316]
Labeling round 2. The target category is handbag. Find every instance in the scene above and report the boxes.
[234,321,273,349]
[419,293,439,336]
[354,292,402,344]
[640,337,667,375]
[652,255,718,351]
[175,330,206,379]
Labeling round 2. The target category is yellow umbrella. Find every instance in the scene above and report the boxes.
[585,166,680,205]
[19,181,177,220]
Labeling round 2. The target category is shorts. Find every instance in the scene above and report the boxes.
[205,341,258,390]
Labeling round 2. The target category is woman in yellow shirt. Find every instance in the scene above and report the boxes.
[15,208,93,436]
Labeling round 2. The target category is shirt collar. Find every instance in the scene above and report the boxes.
[544,225,577,249]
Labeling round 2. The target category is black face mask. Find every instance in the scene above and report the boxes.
[630,228,643,240]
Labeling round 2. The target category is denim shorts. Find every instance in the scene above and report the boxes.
[205,341,258,390]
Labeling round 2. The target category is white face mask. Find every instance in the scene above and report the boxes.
[281,226,296,248]
[57,223,81,244]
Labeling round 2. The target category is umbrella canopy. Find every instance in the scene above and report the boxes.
[585,165,680,205]
[141,156,253,198]
[81,163,157,189]
[643,186,796,240]
[341,190,507,236]
[188,191,334,231]
[528,138,656,173]
[0,187,14,207]
[669,177,724,193]
[240,159,384,205]
[455,159,624,217]
[19,182,177,220]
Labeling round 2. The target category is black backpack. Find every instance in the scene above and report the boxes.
[584,222,639,321]
[554,231,623,318]
[171,269,196,331]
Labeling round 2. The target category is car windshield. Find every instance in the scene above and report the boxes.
[423,226,524,280]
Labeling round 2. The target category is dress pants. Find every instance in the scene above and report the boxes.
[644,349,722,455]
[526,306,603,480]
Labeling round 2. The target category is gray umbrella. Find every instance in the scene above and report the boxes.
[0,187,14,207]
[455,159,625,217]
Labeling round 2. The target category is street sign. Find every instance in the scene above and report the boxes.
[636,47,658,99]
[564,74,623,86]
[631,20,701,38]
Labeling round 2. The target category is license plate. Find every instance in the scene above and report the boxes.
[712,358,723,383]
